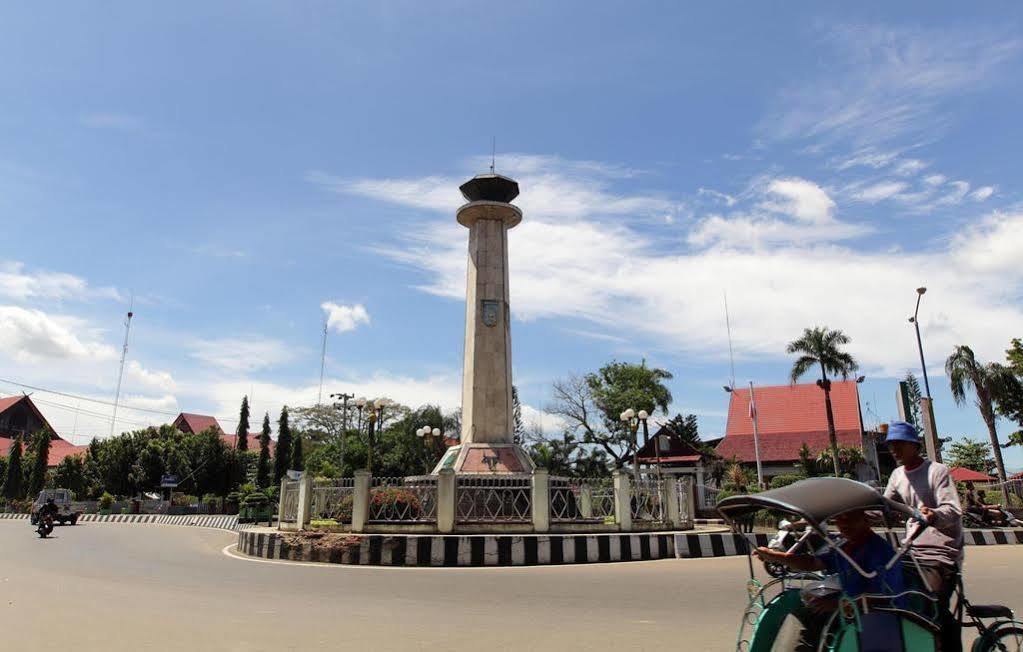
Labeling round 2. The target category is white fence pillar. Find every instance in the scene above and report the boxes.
[695,466,706,511]
[580,484,593,519]
[436,469,455,534]
[351,470,371,533]
[664,477,681,529]
[295,473,313,531]
[613,470,632,532]
[531,469,550,533]
[277,480,289,530]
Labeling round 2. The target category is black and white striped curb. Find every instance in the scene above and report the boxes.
[675,529,1023,558]
[0,512,244,531]
[692,518,726,526]
[237,530,679,566]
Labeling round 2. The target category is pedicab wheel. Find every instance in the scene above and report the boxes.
[978,625,1023,652]
[70,515,78,525]
[764,561,786,578]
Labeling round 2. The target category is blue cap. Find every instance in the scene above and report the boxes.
[886,421,920,445]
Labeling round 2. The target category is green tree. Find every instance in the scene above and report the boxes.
[945,345,1010,488]
[815,445,864,478]
[550,360,673,468]
[786,327,859,476]
[28,430,52,497]
[291,433,304,472]
[256,412,272,488]
[994,338,1023,444]
[902,372,923,428]
[946,438,995,475]
[662,413,700,446]
[53,454,87,495]
[795,443,820,478]
[274,406,292,483]
[235,395,250,451]
[2,436,24,499]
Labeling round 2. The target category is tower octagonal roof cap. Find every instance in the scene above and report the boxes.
[459,174,519,203]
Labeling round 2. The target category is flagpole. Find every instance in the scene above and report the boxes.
[749,381,764,488]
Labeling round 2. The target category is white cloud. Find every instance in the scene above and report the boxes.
[0,262,120,302]
[309,154,677,223]
[894,159,927,176]
[79,113,145,131]
[188,337,295,372]
[698,187,738,207]
[763,25,1021,146]
[853,181,908,203]
[760,177,835,223]
[322,302,370,334]
[970,186,995,201]
[952,210,1023,278]
[0,306,116,362]
[923,174,947,187]
[937,181,971,206]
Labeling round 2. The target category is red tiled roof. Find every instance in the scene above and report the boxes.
[641,454,703,464]
[0,394,60,438]
[221,432,275,454]
[716,381,864,463]
[0,436,87,467]
[950,467,996,483]
[636,426,710,464]
[173,413,223,434]
[1012,471,1023,480]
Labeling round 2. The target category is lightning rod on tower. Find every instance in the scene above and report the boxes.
[110,300,134,438]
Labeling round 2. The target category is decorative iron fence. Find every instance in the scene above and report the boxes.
[456,474,532,523]
[631,477,665,522]
[279,479,300,523]
[697,484,721,510]
[550,476,615,523]
[368,476,438,523]
[311,478,355,521]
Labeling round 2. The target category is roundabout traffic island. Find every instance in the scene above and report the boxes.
[233,172,702,568]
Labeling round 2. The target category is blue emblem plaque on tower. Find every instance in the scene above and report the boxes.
[481,300,500,327]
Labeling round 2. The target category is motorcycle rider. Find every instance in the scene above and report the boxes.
[883,421,964,652]
[39,497,59,521]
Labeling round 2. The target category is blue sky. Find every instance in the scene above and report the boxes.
[1,4,1022,469]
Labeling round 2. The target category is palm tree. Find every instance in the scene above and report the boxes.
[946,345,1011,503]
[787,327,859,476]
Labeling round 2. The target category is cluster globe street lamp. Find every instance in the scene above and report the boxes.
[353,396,369,432]
[416,425,445,463]
[620,408,661,485]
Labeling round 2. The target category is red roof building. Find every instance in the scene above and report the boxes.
[172,413,274,453]
[949,467,996,483]
[715,380,866,475]
[0,395,88,467]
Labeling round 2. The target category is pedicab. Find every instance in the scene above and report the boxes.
[717,477,1023,651]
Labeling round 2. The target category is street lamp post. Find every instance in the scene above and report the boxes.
[354,396,368,433]
[909,287,942,462]
[909,287,932,399]
[620,408,640,485]
[638,410,663,485]
[365,398,391,474]
[330,392,355,473]
[416,426,444,467]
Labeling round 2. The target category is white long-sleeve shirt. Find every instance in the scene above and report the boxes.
[883,459,964,567]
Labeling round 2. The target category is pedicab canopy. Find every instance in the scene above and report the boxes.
[717,477,914,527]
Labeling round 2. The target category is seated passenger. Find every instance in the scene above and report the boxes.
[755,509,904,652]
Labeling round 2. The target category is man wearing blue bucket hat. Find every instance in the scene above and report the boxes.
[883,421,963,651]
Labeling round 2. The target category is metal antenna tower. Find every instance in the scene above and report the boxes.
[317,319,328,405]
[724,291,736,389]
[110,299,134,438]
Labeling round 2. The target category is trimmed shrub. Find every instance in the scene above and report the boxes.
[369,487,422,521]
[769,474,806,490]
[98,492,115,510]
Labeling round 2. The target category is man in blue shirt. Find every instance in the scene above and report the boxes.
[756,509,904,651]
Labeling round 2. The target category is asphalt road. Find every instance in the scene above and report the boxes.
[1,522,1021,651]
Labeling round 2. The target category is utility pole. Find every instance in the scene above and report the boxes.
[317,320,328,405]
[330,392,354,472]
[749,381,764,489]
[110,302,134,438]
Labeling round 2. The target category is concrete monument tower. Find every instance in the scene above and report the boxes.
[433,173,535,474]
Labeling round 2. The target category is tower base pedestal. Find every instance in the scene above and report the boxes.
[432,443,536,475]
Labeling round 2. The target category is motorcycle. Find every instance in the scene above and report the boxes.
[36,513,54,538]
[762,519,798,578]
